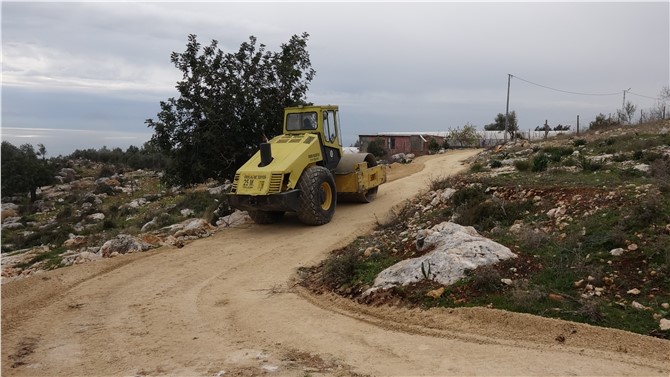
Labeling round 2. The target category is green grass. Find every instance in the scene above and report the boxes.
[15,247,65,270]
[313,125,670,338]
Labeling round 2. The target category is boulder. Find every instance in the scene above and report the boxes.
[208,182,232,195]
[546,207,566,218]
[610,248,625,256]
[63,235,87,249]
[141,217,159,232]
[1,208,18,221]
[2,203,20,212]
[105,178,120,187]
[366,222,516,293]
[87,213,105,222]
[61,250,102,266]
[32,200,54,213]
[2,220,24,230]
[99,234,150,257]
[174,218,214,238]
[440,188,456,203]
[633,164,650,173]
[140,234,163,246]
[128,198,148,209]
[217,210,251,228]
[58,168,78,183]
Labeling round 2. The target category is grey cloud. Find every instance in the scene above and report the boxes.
[2,1,668,154]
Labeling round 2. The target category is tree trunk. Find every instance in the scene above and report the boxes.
[30,187,37,202]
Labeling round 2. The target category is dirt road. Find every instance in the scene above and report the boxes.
[3,150,669,376]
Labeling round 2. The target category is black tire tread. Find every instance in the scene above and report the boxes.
[248,210,284,225]
[296,166,336,225]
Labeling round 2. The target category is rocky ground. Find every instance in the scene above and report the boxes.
[0,154,421,283]
[302,120,670,338]
[1,163,250,283]
[3,149,669,376]
[3,120,670,338]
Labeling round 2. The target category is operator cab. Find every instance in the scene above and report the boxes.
[284,105,343,171]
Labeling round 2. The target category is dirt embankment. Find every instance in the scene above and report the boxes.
[3,150,669,377]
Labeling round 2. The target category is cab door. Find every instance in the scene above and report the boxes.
[321,109,342,171]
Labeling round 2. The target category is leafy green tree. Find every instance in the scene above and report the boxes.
[589,113,620,130]
[146,33,316,185]
[366,139,387,158]
[1,142,55,202]
[447,123,480,148]
[617,101,637,124]
[428,137,440,153]
[484,111,518,139]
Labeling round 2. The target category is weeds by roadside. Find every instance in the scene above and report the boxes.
[301,120,670,339]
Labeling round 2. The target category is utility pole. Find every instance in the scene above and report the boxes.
[505,74,512,142]
[621,88,631,124]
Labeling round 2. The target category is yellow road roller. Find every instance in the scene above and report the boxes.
[224,105,386,225]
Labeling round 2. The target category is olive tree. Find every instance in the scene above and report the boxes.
[1,141,55,202]
[146,33,315,185]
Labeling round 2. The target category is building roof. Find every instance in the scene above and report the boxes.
[360,130,575,140]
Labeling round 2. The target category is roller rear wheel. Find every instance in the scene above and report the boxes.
[248,210,285,224]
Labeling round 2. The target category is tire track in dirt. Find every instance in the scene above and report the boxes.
[2,150,668,376]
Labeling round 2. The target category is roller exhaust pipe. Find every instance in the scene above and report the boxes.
[259,142,273,167]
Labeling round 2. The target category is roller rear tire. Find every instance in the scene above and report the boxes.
[248,210,285,225]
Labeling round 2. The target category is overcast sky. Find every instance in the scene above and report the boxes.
[2,1,669,156]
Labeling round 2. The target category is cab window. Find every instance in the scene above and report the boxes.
[323,110,337,143]
[286,112,317,131]
[323,111,333,142]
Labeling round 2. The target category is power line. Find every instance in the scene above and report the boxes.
[628,91,662,100]
[511,74,622,96]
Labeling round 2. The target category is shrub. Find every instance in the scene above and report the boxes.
[543,146,574,161]
[573,139,587,147]
[510,281,545,310]
[378,200,415,230]
[56,205,74,221]
[589,113,620,130]
[451,187,486,207]
[366,139,387,158]
[513,160,531,172]
[98,165,116,178]
[623,189,669,230]
[517,228,550,250]
[642,151,663,163]
[617,168,646,180]
[173,190,218,217]
[490,160,503,168]
[531,154,549,172]
[455,197,533,231]
[577,156,602,172]
[469,265,502,293]
[612,153,629,162]
[94,182,115,196]
[322,249,360,288]
[577,300,605,324]
[17,247,65,270]
[428,138,440,153]
[102,219,117,230]
[650,158,670,183]
[469,163,484,173]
